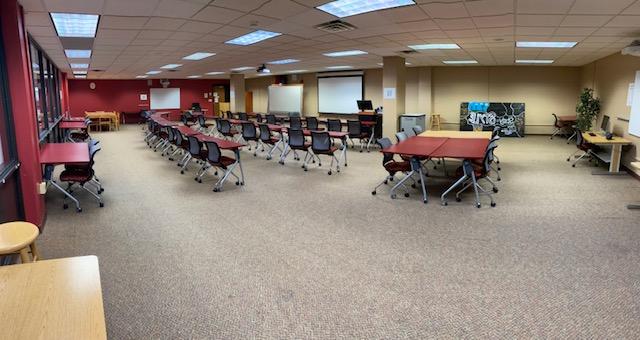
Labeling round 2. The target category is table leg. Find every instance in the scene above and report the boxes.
[441,174,469,205]
[413,157,428,204]
[236,149,245,186]
[628,204,640,210]
[468,161,482,208]
[339,136,349,167]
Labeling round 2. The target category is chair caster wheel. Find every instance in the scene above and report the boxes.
[498,167,501,171]
[194,178,198,181]
[301,165,305,168]
[423,200,427,204]
[404,193,410,198]
[313,160,316,164]
[434,166,437,170]
[254,154,257,157]
[328,171,332,175]
[491,202,496,207]
[77,208,82,213]
[213,188,219,192]
[359,150,363,153]
[235,181,240,185]
[344,164,348,167]
[304,168,308,172]
[63,204,68,209]
[198,179,202,183]
[497,178,501,181]
[266,157,272,160]
[493,188,499,193]
[99,189,104,193]
[572,164,575,167]
[169,158,174,161]
[411,184,416,188]
[180,170,185,174]
[371,191,376,195]
[279,161,284,165]
[391,194,397,199]
[383,180,388,184]
[241,182,245,186]
[476,203,481,208]
[442,201,448,206]
[99,203,104,208]
[566,158,570,162]
[456,197,461,202]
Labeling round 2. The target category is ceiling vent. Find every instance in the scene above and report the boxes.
[399,50,418,55]
[315,20,357,33]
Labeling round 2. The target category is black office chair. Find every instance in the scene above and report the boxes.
[168,127,188,161]
[289,116,302,130]
[306,117,320,130]
[59,142,104,211]
[257,124,281,159]
[280,128,310,165]
[216,119,236,140]
[266,114,277,125]
[567,128,597,167]
[395,131,408,143]
[327,119,342,132]
[197,115,212,133]
[255,113,263,123]
[238,112,248,121]
[304,131,340,175]
[371,138,412,198]
[225,111,234,119]
[203,141,242,191]
[160,125,176,156]
[181,135,207,175]
[241,122,258,152]
[551,113,568,140]
[453,144,499,208]
[347,120,369,152]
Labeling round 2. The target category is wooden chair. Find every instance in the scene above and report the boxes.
[0,221,42,263]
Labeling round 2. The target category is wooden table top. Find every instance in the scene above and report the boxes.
[0,256,107,340]
[582,132,633,145]
[59,121,87,129]
[420,130,492,139]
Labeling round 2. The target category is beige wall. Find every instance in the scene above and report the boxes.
[245,65,582,135]
[432,66,582,133]
[581,53,640,175]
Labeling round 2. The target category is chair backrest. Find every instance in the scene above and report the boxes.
[376,137,394,165]
[198,115,206,127]
[290,116,302,130]
[241,122,256,139]
[412,125,423,135]
[311,131,331,151]
[166,126,175,142]
[181,115,189,125]
[482,145,498,174]
[225,111,234,119]
[238,112,248,121]
[347,120,361,136]
[175,129,184,145]
[258,124,271,142]
[287,128,305,147]
[187,135,202,155]
[255,113,263,123]
[266,114,277,125]
[327,119,342,132]
[575,127,584,146]
[205,141,222,163]
[552,113,560,127]
[306,117,319,130]
[218,119,231,134]
[395,131,408,142]
[491,125,500,138]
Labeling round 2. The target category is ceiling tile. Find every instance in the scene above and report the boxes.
[253,0,309,20]
[517,0,574,14]
[103,0,159,16]
[605,15,640,27]
[100,16,149,29]
[569,0,636,15]
[465,0,513,16]
[43,0,105,13]
[179,21,222,33]
[153,0,209,18]
[473,14,514,28]
[191,6,245,23]
[210,0,269,12]
[560,15,613,27]
[421,2,469,19]
[144,17,186,30]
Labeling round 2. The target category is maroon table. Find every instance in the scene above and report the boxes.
[176,126,199,136]
[59,121,87,129]
[40,143,90,212]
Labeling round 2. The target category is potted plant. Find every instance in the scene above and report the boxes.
[575,88,601,131]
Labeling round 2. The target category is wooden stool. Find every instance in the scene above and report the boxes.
[0,222,41,263]
[430,114,441,131]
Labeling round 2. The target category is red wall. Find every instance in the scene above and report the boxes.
[1,0,46,227]
[68,79,229,120]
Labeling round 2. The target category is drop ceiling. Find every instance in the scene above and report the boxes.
[20,0,640,79]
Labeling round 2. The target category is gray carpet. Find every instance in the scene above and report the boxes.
[40,126,640,339]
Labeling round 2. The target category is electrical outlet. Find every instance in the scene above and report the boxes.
[38,182,47,194]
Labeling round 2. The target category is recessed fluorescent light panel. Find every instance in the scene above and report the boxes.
[230,67,253,71]
[72,70,87,75]
[187,75,202,78]
[50,13,99,38]
[287,70,308,73]
[146,70,162,74]
[161,64,182,69]
[516,59,554,64]
[182,52,216,61]
[225,30,282,46]
[65,49,92,58]
[409,43,460,50]
[70,63,89,69]
[325,65,353,69]
[377,62,411,66]
[324,50,368,57]
[268,59,300,65]
[442,60,478,64]
[317,0,415,18]
[206,71,225,75]
[74,75,87,78]
[516,41,577,48]
[136,75,148,78]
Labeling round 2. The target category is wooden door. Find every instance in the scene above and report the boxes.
[245,91,253,113]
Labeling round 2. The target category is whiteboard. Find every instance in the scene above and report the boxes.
[268,85,303,114]
[150,88,180,110]
[318,76,362,114]
[630,71,640,137]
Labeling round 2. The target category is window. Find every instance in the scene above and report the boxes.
[28,36,63,141]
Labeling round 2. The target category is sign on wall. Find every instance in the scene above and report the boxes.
[459,102,525,137]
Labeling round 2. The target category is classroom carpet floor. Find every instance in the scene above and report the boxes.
[40,125,640,339]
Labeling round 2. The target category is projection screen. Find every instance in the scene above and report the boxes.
[318,76,363,114]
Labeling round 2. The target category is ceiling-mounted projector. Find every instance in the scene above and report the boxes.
[622,40,640,57]
[257,64,271,74]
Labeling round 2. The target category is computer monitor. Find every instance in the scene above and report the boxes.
[357,100,373,111]
[191,102,201,111]
[601,115,610,132]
